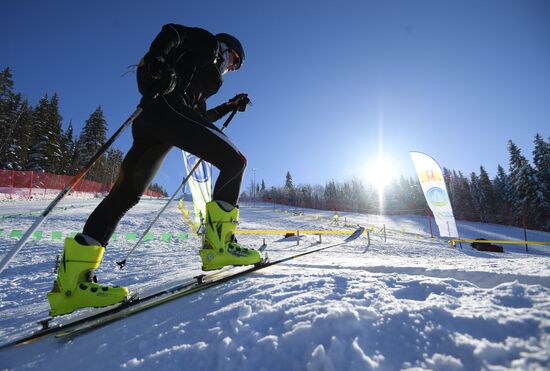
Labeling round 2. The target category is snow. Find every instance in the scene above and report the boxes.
[0,199,549,370]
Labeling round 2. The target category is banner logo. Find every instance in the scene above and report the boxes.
[419,169,443,183]
[185,154,210,183]
[426,187,448,207]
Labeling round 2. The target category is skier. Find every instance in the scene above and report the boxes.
[47,24,261,316]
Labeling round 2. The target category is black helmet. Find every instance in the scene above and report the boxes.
[216,33,245,69]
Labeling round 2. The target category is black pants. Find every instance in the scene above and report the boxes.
[83,93,246,247]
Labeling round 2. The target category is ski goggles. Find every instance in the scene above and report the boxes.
[218,46,242,75]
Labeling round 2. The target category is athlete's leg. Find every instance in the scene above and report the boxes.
[83,139,171,246]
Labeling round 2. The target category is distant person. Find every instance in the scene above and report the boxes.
[47,24,261,316]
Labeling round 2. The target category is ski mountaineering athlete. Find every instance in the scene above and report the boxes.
[47,24,262,316]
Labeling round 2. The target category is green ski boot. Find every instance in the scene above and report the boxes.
[199,201,261,271]
[47,236,128,316]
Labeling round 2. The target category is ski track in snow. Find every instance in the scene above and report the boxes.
[0,199,549,370]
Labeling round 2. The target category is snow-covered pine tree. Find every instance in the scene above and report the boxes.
[27,95,51,172]
[46,94,63,173]
[285,171,293,190]
[0,68,15,158]
[0,96,34,170]
[76,106,108,182]
[410,177,428,211]
[452,171,476,220]
[442,167,454,206]
[493,164,511,223]
[104,148,124,184]
[324,180,339,210]
[507,140,547,228]
[469,172,483,221]
[0,68,25,169]
[59,122,75,175]
[478,166,496,222]
[69,133,82,175]
[532,134,550,229]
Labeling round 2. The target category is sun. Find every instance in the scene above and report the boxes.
[364,156,396,192]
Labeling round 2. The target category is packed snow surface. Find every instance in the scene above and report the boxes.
[0,199,549,370]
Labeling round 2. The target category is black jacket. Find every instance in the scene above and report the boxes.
[140,24,233,121]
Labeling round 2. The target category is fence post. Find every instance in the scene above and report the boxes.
[426,209,433,238]
[383,224,387,242]
[523,217,529,252]
[297,230,300,246]
[43,173,47,197]
[28,171,33,199]
[9,170,14,199]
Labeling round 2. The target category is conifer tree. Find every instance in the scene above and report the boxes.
[507,140,547,227]
[0,68,23,168]
[284,171,293,189]
[59,123,75,175]
[46,94,63,173]
[442,167,453,204]
[324,180,339,210]
[104,148,124,184]
[0,96,33,169]
[77,106,108,182]
[69,133,82,175]
[477,166,496,222]
[27,95,51,172]
[492,165,510,224]
[452,171,476,220]
[0,68,15,149]
[469,172,483,221]
[533,134,550,204]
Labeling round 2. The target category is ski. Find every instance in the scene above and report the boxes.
[0,226,364,350]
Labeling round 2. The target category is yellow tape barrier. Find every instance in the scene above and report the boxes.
[235,229,361,235]
[451,239,550,245]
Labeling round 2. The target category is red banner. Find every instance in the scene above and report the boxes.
[0,170,163,199]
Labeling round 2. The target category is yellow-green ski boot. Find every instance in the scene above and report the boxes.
[47,236,128,316]
[199,201,261,271]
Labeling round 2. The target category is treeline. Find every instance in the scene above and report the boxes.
[0,67,167,196]
[443,137,550,230]
[251,172,428,215]
[254,135,550,231]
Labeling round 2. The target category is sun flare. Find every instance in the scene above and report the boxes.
[364,156,396,192]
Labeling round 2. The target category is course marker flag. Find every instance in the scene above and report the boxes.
[410,151,458,238]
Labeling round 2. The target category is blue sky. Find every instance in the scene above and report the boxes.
[3,0,549,195]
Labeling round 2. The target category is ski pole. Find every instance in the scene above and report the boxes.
[116,108,239,269]
[0,95,158,275]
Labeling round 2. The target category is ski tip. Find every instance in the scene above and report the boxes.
[346,226,365,242]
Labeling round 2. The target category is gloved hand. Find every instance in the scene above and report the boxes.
[145,56,177,95]
[228,93,250,112]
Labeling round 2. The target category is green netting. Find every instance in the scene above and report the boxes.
[125,232,137,241]
[143,233,154,241]
[177,233,188,239]
[33,231,43,240]
[161,233,171,242]
[10,230,23,239]
[112,233,118,241]
[68,231,77,238]
[52,231,63,240]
